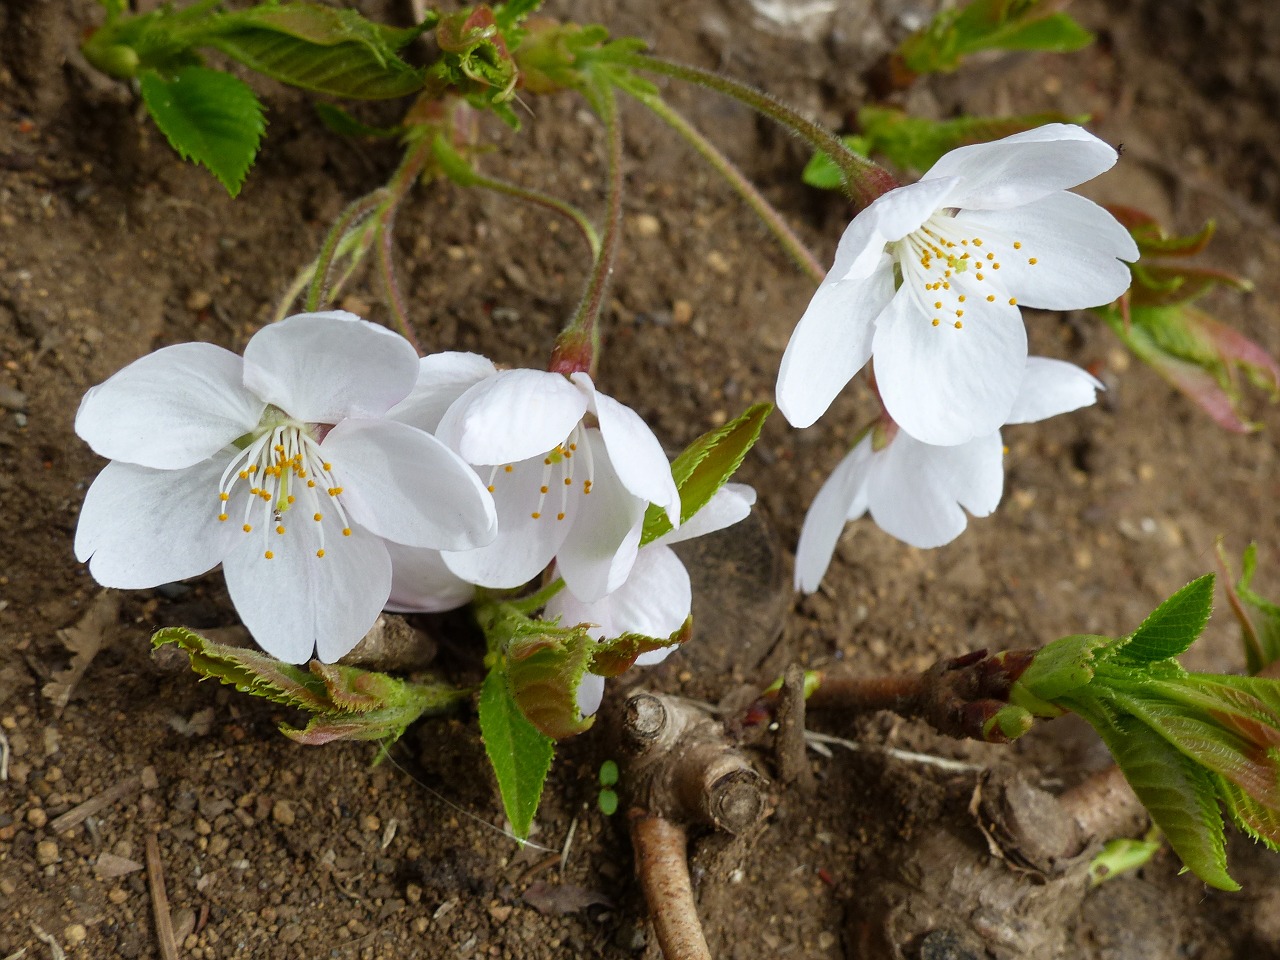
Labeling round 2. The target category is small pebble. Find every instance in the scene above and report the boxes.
[360,814,381,833]
[672,300,693,325]
[631,213,661,237]
[108,888,129,904]
[64,923,87,947]
[36,839,59,866]
[271,800,295,826]
[27,807,48,828]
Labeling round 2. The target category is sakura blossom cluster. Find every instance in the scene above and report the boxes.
[777,124,1138,587]
[74,313,748,690]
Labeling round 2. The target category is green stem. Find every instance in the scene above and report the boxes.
[610,52,897,208]
[375,218,419,352]
[636,93,825,284]
[304,189,386,313]
[561,80,624,372]
[466,170,602,260]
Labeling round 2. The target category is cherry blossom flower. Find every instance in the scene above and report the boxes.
[777,124,1138,446]
[74,312,498,663]
[794,357,1101,590]
[544,484,756,716]
[389,353,681,602]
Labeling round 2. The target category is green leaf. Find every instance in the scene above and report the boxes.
[588,618,692,678]
[802,135,870,189]
[138,66,265,197]
[597,788,619,816]
[1085,705,1237,891]
[1237,543,1280,671]
[1115,574,1214,663]
[205,4,426,99]
[1220,777,1280,850]
[978,11,1094,55]
[479,666,555,840]
[640,403,771,545]
[599,760,619,787]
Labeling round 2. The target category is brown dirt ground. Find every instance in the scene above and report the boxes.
[3,0,1280,957]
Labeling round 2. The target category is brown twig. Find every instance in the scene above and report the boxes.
[145,833,179,960]
[775,664,815,792]
[50,774,140,834]
[628,812,711,960]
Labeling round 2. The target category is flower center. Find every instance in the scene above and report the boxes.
[216,414,352,560]
[895,212,1034,331]
[486,424,596,522]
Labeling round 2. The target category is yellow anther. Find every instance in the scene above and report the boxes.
[276,525,285,535]
[307,480,316,488]
[973,238,983,246]
[264,550,274,560]
[954,321,963,329]
[1002,445,1009,455]
[218,513,228,522]
[487,485,495,492]
[958,295,966,303]
[986,252,995,261]
[342,528,352,537]
[987,295,996,302]
[219,492,230,502]
[932,319,940,327]
[934,301,942,309]
[504,465,513,473]
[239,470,249,480]
[1028,257,1038,265]
[274,444,284,453]
[544,458,552,466]
[531,511,542,519]
[1008,298,1017,306]
[975,273,984,281]
[557,512,566,520]
[956,310,964,317]
[569,443,577,451]
[540,485,549,494]
[564,478,573,486]
[992,263,1000,269]
[316,549,325,558]
[243,523,252,533]
[1013,241,1022,249]
[322,462,332,471]
[287,495,295,504]
[313,512,323,521]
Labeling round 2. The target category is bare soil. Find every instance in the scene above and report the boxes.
[3,0,1280,957]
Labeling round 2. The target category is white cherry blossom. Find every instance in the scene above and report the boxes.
[795,358,1102,590]
[544,484,757,716]
[777,124,1138,446]
[390,354,681,602]
[74,312,498,663]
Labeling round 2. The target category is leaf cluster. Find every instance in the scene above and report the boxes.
[897,0,1093,76]
[1013,576,1280,890]
[152,626,466,748]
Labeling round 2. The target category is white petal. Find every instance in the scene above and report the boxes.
[75,457,243,588]
[776,256,896,429]
[385,352,499,434]
[435,369,588,465]
[873,279,1027,446]
[922,124,1119,210]
[556,430,646,602]
[866,431,1003,548]
[384,542,475,613]
[956,193,1138,310]
[222,517,391,663]
[839,177,961,257]
[1006,357,1103,425]
[441,457,571,589]
[579,375,680,524]
[76,343,263,469]
[657,483,756,546]
[576,674,606,718]
[323,419,497,551]
[794,436,873,593]
[555,545,692,642]
[243,312,419,423]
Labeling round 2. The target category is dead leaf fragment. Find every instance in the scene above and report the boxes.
[95,852,144,879]
[521,881,613,916]
[42,592,120,715]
